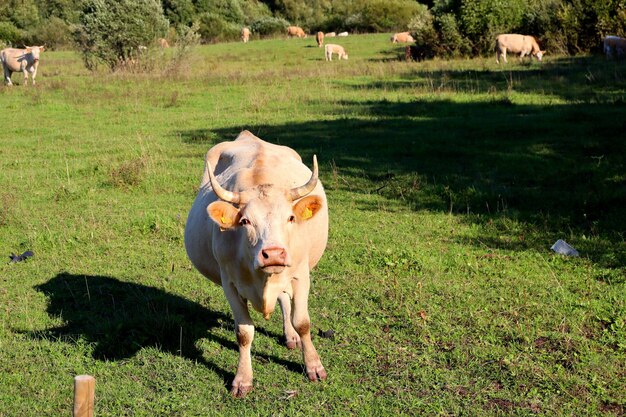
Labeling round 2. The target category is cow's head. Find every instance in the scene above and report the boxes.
[26,46,45,62]
[535,50,545,61]
[206,156,323,276]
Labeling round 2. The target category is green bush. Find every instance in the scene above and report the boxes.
[249,16,289,37]
[29,17,73,49]
[0,21,23,45]
[196,12,241,43]
[74,0,168,70]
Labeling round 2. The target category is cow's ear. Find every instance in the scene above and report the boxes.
[293,195,323,222]
[207,201,240,230]
[25,47,32,52]
[39,46,45,51]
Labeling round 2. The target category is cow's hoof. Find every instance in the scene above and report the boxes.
[284,333,301,350]
[306,366,327,382]
[230,383,253,398]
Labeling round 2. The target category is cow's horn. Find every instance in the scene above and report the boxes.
[207,161,241,204]
[289,155,318,200]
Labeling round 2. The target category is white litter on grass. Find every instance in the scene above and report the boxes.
[551,239,579,257]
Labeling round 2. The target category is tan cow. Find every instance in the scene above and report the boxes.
[495,34,545,64]
[316,31,324,47]
[391,32,414,43]
[158,38,170,48]
[1,46,45,86]
[184,130,329,397]
[325,43,348,61]
[241,27,251,43]
[325,32,336,38]
[287,26,307,38]
[603,35,626,59]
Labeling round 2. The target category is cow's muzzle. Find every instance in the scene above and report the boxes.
[258,246,290,273]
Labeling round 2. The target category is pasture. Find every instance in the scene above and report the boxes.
[0,33,624,415]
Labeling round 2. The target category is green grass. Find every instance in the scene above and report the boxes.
[0,33,624,415]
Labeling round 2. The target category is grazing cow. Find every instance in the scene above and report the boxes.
[603,35,626,59]
[184,130,329,397]
[495,34,545,64]
[158,38,170,48]
[325,44,348,61]
[241,27,251,43]
[316,31,324,47]
[337,31,348,37]
[391,32,414,43]
[325,32,336,38]
[287,26,307,38]
[1,46,45,86]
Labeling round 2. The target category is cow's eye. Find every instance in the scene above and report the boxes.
[239,218,250,226]
[288,215,296,223]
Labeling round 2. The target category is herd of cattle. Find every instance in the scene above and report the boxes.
[2,29,626,85]
[1,23,624,399]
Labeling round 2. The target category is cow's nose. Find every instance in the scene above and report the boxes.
[260,246,287,266]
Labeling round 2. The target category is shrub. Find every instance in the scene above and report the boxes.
[0,21,23,45]
[74,0,168,71]
[196,12,241,43]
[249,16,289,37]
[29,17,73,49]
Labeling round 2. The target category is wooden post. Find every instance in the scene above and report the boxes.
[73,375,95,417]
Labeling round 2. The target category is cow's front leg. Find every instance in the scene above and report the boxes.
[291,272,327,382]
[278,291,301,349]
[224,283,255,397]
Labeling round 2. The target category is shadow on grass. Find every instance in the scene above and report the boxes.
[178,96,625,268]
[27,273,303,388]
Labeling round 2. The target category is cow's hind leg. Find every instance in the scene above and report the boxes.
[291,272,327,382]
[3,67,12,86]
[278,292,301,349]
[224,285,255,398]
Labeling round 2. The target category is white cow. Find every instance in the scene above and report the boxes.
[325,44,348,61]
[241,27,251,43]
[603,35,626,59]
[1,46,45,86]
[185,131,329,397]
[495,34,545,64]
[337,32,348,37]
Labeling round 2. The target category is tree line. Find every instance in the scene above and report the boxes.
[1,0,624,66]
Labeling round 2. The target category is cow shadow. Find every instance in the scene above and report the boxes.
[26,273,303,387]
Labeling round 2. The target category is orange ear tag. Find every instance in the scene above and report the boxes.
[302,207,313,220]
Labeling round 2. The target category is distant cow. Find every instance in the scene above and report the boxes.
[185,130,329,397]
[325,32,336,38]
[337,32,348,37]
[287,26,307,38]
[241,27,251,43]
[158,38,170,48]
[325,44,348,61]
[391,32,414,43]
[495,34,545,64]
[1,46,45,86]
[603,35,626,59]
[316,31,324,47]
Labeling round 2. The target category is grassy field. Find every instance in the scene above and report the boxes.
[0,33,624,416]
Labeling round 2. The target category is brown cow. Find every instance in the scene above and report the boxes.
[495,34,545,64]
[391,32,414,43]
[184,131,329,397]
[158,38,170,48]
[287,26,307,38]
[316,31,324,47]
[1,46,45,86]
[241,27,251,43]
